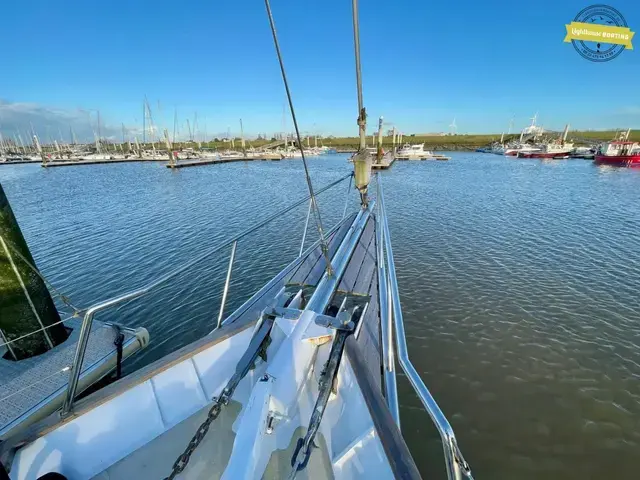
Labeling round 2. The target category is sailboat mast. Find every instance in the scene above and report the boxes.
[97,111,101,145]
[173,108,177,144]
[561,124,570,143]
[240,118,246,157]
[377,116,384,160]
[352,0,366,151]
[142,97,148,145]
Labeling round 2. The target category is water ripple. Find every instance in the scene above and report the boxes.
[2,154,640,479]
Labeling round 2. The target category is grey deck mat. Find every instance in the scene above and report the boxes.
[0,318,136,433]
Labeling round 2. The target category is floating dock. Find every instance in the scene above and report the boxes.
[371,153,396,170]
[167,156,282,169]
[42,158,166,168]
[395,154,450,161]
[0,159,41,166]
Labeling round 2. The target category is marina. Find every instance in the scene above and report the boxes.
[2,152,640,479]
[1,0,639,478]
[1,2,472,478]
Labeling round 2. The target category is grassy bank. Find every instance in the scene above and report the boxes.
[94,130,638,153]
[194,130,639,151]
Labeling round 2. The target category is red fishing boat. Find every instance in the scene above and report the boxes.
[594,141,640,167]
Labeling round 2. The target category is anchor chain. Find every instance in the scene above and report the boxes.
[163,312,277,479]
[165,398,224,480]
[288,306,360,479]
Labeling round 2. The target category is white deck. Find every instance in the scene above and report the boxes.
[10,305,393,480]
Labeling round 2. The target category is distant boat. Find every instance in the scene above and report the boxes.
[517,143,573,159]
[517,124,573,159]
[595,141,640,167]
[395,143,449,160]
[570,146,595,159]
[503,144,541,156]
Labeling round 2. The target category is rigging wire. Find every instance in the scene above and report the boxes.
[0,234,84,315]
[263,0,334,275]
[0,366,71,403]
[0,315,78,349]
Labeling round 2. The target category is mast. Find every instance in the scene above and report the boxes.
[240,118,246,157]
[186,119,193,142]
[17,134,26,155]
[142,98,146,144]
[33,134,44,162]
[350,0,372,206]
[281,102,286,142]
[58,127,66,151]
[164,128,174,165]
[561,124,570,144]
[376,116,384,161]
[97,110,102,145]
[193,112,198,143]
[352,0,366,151]
[12,134,20,154]
[173,108,177,144]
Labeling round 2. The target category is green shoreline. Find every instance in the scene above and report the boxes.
[148,130,639,152]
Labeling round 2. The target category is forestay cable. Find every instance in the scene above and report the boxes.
[264,0,334,275]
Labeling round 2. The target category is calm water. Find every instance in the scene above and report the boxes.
[1,153,639,479]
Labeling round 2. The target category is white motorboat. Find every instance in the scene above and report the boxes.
[503,144,541,156]
[395,143,449,160]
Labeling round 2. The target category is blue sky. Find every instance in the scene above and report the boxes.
[1,0,639,140]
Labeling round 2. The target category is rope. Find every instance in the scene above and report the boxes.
[112,325,125,380]
[0,234,84,315]
[264,0,334,275]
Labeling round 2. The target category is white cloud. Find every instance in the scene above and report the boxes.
[618,106,640,116]
[0,99,138,144]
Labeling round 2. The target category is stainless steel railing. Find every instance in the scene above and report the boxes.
[60,173,353,416]
[377,174,473,480]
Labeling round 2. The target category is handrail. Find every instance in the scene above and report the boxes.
[60,173,353,416]
[375,178,400,426]
[377,174,473,480]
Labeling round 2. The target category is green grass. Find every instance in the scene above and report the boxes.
[100,130,638,152]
